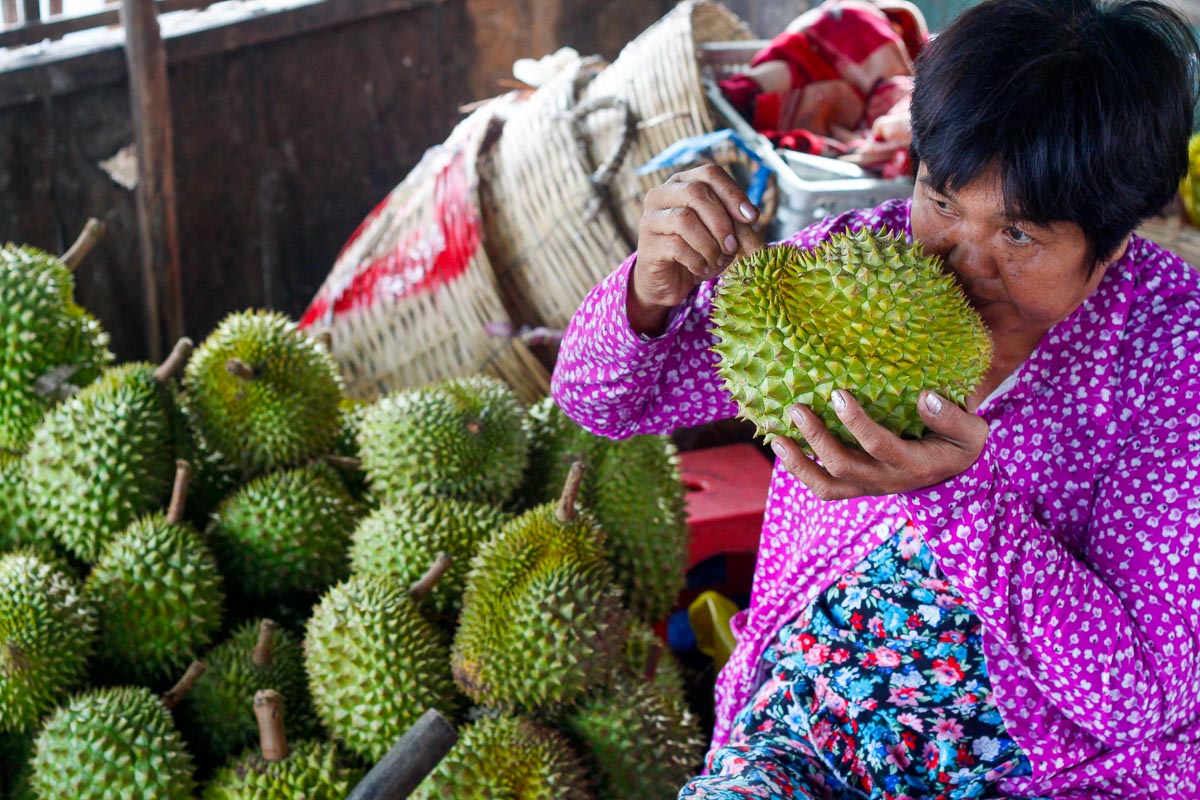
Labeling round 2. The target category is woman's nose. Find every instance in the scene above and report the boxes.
[946,241,994,278]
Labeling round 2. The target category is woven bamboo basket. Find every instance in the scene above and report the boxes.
[1137,214,1200,270]
[299,102,550,404]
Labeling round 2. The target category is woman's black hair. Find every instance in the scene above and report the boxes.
[910,0,1200,269]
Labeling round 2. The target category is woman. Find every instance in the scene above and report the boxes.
[551,0,1200,797]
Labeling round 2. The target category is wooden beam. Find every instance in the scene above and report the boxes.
[0,0,217,51]
[2,0,17,26]
[19,0,37,24]
[121,0,183,360]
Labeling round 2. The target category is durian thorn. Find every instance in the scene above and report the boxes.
[165,459,192,526]
[60,217,106,271]
[555,461,587,523]
[154,337,194,384]
[161,660,206,709]
[409,552,452,600]
[254,689,289,762]
[322,454,362,471]
[253,619,278,668]
[226,358,257,381]
[642,639,663,683]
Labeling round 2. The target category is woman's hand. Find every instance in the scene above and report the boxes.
[629,164,762,336]
[770,389,989,500]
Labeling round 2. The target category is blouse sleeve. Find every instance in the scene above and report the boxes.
[898,314,1200,747]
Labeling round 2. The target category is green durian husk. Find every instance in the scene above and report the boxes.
[200,738,363,800]
[26,361,177,563]
[357,375,529,506]
[451,501,627,713]
[522,398,689,623]
[347,494,511,623]
[411,714,595,800]
[181,620,316,768]
[304,574,460,763]
[330,396,371,501]
[711,228,993,446]
[171,388,239,528]
[0,550,95,734]
[85,512,224,686]
[0,455,39,551]
[208,464,359,599]
[30,686,196,799]
[183,310,342,477]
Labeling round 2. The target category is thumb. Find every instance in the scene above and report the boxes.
[919,390,988,447]
[733,220,766,258]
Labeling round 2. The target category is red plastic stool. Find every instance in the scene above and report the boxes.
[679,443,774,569]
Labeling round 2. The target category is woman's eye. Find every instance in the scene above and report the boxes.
[933,198,953,213]
[1005,226,1034,244]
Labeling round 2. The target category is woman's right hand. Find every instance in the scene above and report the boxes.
[629,164,763,336]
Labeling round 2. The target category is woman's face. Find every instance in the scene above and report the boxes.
[909,164,1122,342]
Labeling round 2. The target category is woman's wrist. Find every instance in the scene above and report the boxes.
[625,265,672,338]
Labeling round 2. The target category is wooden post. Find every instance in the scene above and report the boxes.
[121,0,184,361]
[19,0,38,24]
[346,709,457,799]
[3,0,19,25]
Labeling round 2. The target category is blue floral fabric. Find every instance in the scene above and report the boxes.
[679,522,1040,800]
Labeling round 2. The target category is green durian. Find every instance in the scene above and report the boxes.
[171,389,239,528]
[523,398,688,623]
[411,714,594,800]
[208,464,358,599]
[85,461,224,685]
[200,689,362,800]
[183,310,343,477]
[451,464,627,712]
[0,455,38,550]
[329,397,371,500]
[304,561,460,762]
[712,229,992,445]
[347,494,511,622]
[358,375,529,505]
[26,339,191,563]
[0,549,95,733]
[29,683,196,799]
[181,620,315,768]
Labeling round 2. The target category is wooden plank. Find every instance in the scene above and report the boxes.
[121,0,183,359]
[19,0,37,24]
[0,0,217,50]
[2,0,17,25]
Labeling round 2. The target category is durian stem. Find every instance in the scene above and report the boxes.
[253,619,278,667]
[555,461,587,523]
[322,454,362,471]
[409,552,452,600]
[733,220,765,257]
[226,358,257,381]
[154,337,194,384]
[165,460,192,526]
[161,660,206,709]
[464,420,483,436]
[313,330,333,351]
[254,690,289,762]
[61,217,106,270]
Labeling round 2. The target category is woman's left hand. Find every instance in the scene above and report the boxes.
[771,389,990,500]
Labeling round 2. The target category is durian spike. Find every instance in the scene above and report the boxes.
[165,459,192,526]
[161,660,206,709]
[253,619,278,668]
[254,689,290,762]
[153,337,194,384]
[60,217,106,271]
[409,552,452,601]
[321,454,362,471]
[226,358,257,381]
[555,461,587,523]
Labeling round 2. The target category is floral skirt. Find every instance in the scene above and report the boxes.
[679,522,1038,800]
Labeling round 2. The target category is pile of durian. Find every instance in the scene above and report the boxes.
[0,231,702,799]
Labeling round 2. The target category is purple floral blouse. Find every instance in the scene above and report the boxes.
[551,199,1200,798]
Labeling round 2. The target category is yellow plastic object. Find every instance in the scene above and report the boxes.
[688,590,740,669]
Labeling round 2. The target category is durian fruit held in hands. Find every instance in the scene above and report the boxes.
[183,310,342,477]
[200,689,362,800]
[712,228,992,446]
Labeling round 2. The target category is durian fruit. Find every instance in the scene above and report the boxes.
[183,310,342,477]
[304,555,460,762]
[347,494,511,622]
[207,464,358,599]
[200,689,362,800]
[0,222,113,454]
[357,374,529,506]
[1182,132,1200,227]
[0,455,38,550]
[85,461,225,685]
[329,397,370,500]
[0,549,95,733]
[411,714,595,800]
[451,463,627,712]
[523,398,687,623]
[562,632,705,799]
[29,663,203,799]
[26,338,191,563]
[181,619,315,767]
[172,390,239,528]
[711,229,992,445]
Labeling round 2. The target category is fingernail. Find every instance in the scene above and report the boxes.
[723,234,737,254]
[831,391,847,414]
[740,202,757,222]
[926,392,943,415]
[770,439,787,459]
[788,405,807,429]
